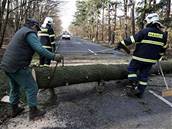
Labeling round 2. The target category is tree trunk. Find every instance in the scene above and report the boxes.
[124,0,128,38]
[34,61,172,89]
[95,16,99,41]
[141,0,147,29]
[166,0,171,18]
[101,4,105,41]
[111,3,117,44]
[0,0,7,48]
[0,0,10,47]
[131,1,135,35]
[107,2,111,44]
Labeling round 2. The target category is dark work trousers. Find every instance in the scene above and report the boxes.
[5,67,38,107]
[127,59,153,94]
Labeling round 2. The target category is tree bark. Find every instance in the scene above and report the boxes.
[141,0,147,29]
[124,0,128,38]
[131,1,135,35]
[166,0,171,18]
[34,61,172,89]
[111,3,117,44]
[101,3,105,41]
[0,0,10,48]
[107,2,111,44]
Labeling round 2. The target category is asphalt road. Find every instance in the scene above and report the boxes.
[56,37,126,57]
[1,37,172,129]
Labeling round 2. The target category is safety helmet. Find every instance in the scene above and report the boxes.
[42,17,54,28]
[145,13,164,28]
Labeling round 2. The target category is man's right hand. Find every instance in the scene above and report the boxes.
[54,54,64,62]
[114,43,121,50]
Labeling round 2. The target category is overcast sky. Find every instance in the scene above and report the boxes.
[58,0,77,31]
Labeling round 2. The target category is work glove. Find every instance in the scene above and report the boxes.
[114,42,123,50]
[54,54,64,63]
[114,42,130,54]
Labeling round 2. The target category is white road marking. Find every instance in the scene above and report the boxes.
[88,49,97,55]
[149,90,172,108]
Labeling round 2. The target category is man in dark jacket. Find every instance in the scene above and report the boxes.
[38,17,57,101]
[116,13,168,98]
[38,17,56,65]
[0,18,63,120]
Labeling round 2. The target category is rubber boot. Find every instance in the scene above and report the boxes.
[127,87,143,98]
[11,104,25,118]
[126,81,143,98]
[29,106,46,121]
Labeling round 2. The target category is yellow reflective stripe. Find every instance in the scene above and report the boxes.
[40,64,50,67]
[139,81,147,85]
[121,40,126,46]
[159,56,163,61]
[163,44,168,49]
[43,46,51,49]
[141,40,164,46]
[132,56,157,63]
[148,32,163,39]
[49,34,55,37]
[159,53,164,56]
[130,36,135,43]
[38,33,49,37]
[41,29,48,32]
[128,74,137,78]
[51,41,56,44]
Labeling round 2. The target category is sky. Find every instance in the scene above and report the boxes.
[58,0,77,31]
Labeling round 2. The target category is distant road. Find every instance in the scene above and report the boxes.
[56,36,127,57]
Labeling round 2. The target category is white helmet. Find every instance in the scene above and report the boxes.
[145,13,164,27]
[42,17,54,28]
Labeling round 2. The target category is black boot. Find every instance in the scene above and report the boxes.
[126,87,143,98]
[126,81,143,98]
[11,104,25,118]
[29,106,46,120]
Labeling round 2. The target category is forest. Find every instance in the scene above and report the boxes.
[0,0,62,49]
[70,0,172,46]
[0,0,172,48]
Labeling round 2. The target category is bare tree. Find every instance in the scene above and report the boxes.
[0,0,61,48]
[129,0,135,35]
[166,0,171,18]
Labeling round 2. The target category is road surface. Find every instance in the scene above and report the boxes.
[56,37,130,65]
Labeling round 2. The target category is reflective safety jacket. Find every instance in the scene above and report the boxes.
[49,27,56,52]
[120,25,168,64]
[38,24,55,50]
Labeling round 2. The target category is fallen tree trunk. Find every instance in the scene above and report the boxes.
[34,61,172,89]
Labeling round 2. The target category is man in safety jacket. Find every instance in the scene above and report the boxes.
[38,17,57,101]
[116,13,168,98]
[38,17,56,65]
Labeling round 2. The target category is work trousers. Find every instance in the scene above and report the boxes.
[5,67,38,107]
[127,59,153,94]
